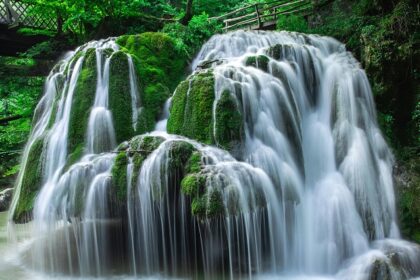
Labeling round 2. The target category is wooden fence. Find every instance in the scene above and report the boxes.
[0,0,56,30]
[209,0,313,32]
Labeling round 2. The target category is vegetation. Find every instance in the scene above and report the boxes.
[109,51,135,143]
[67,48,97,161]
[117,33,188,133]
[167,70,215,144]
[0,57,45,191]
[13,136,45,222]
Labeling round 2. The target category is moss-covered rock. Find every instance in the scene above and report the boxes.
[266,44,295,61]
[167,71,215,144]
[116,32,186,90]
[116,33,187,133]
[111,152,129,202]
[245,55,270,72]
[110,135,165,203]
[181,173,205,196]
[67,48,97,162]
[215,90,244,151]
[13,136,45,222]
[168,71,244,152]
[109,51,135,143]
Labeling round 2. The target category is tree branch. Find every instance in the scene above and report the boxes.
[0,115,23,126]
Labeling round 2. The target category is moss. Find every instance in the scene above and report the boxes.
[215,90,244,150]
[191,196,207,217]
[116,32,186,90]
[245,55,270,72]
[129,135,164,153]
[116,33,188,133]
[206,188,224,217]
[131,153,145,186]
[189,188,224,220]
[266,44,295,61]
[166,79,189,135]
[67,48,96,160]
[13,136,45,222]
[127,135,165,186]
[185,151,202,174]
[136,83,170,133]
[168,141,195,169]
[108,51,135,143]
[64,144,85,171]
[167,71,216,144]
[181,174,205,196]
[111,152,129,202]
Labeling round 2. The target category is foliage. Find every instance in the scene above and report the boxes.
[277,14,308,33]
[162,13,222,57]
[397,157,420,243]
[17,27,55,37]
[0,57,44,190]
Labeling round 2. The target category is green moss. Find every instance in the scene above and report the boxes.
[128,135,165,186]
[167,71,216,144]
[131,153,146,186]
[111,152,129,202]
[166,79,189,135]
[67,48,96,160]
[168,141,195,169]
[116,32,186,90]
[189,188,224,220]
[206,188,224,217]
[129,135,164,153]
[64,144,85,171]
[108,51,135,143]
[185,151,202,174]
[13,136,45,222]
[136,83,170,133]
[215,90,244,150]
[181,174,205,196]
[116,33,187,133]
[191,196,207,217]
[266,44,294,61]
[245,55,270,72]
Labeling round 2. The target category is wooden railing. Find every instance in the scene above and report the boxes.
[0,0,57,30]
[209,0,313,32]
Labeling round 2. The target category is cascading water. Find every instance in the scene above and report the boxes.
[5,30,420,280]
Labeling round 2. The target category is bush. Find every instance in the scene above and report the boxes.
[162,13,222,58]
[277,15,308,33]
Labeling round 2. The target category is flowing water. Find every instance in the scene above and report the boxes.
[1,31,419,279]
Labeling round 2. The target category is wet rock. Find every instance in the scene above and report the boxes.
[0,188,13,211]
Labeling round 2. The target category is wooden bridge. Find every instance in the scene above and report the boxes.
[209,0,313,32]
[0,0,56,56]
[0,0,57,30]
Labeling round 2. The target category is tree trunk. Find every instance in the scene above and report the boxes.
[180,0,193,25]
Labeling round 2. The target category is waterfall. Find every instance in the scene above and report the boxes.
[6,31,420,279]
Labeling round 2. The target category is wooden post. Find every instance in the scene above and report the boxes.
[4,0,19,26]
[255,4,261,29]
